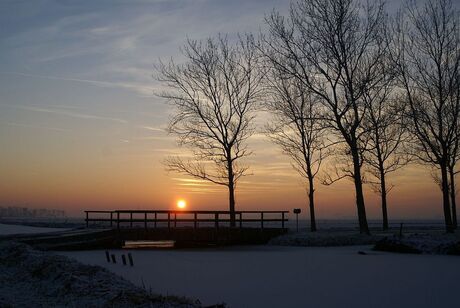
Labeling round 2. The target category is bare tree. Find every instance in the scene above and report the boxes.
[361,62,411,230]
[156,35,263,226]
[264,67,327,232]
[391,0,460,232]
[264,0,388,234]
[448,132,460,228]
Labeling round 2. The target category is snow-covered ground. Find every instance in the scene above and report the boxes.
[0,222,69,235]
[0,242,200,307]
[60,245,460,308]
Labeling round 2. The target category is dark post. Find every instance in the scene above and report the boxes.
[105,251,110,263]
[215,213,219,229]
[117,212,120,230]
[128,253,134,266]
[194,213,197,229]
[261,212,264,230]
[399,222,404,238]
[144,212,147,230]
[293,209,301,232]
[110,212,113,228]
[130,212,133,228]
[154,212,157,228]
[282,212,285,230]
[174,213,177,228]
[239,213,242,229]
[122,254,127,266]
[111,254,116,264]
[168,212,171,230]
[85,211,89,228]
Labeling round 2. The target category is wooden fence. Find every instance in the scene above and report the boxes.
[85,210,288,230]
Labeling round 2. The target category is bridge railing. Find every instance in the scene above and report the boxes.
[84,210,289,230]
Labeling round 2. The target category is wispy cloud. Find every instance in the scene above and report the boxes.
[12,104,128,124]
[141,125,165,132]
[0,71,154,96]
[2,122,71,132]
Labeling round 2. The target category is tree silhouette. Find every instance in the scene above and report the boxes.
[264,0,388,234]
[157,35,263,226]
[263,66,328,232]
[391,0,460,232]
[361,59,411,230]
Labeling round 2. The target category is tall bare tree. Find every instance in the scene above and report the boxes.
[264,68,327,232]
[157,36,263,226]
[361,61,411,230]
[391,0,460,232]
[264,0,388,234]
[448,132,460,228]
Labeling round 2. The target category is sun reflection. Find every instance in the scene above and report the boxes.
[177,199,186,209]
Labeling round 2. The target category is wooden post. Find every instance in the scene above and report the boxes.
[399,223,404,238]
[128,253,134,266]
[261,212,264,230]
[282,212,285,230]
[110,212,113,228]
[144,212,147,230]
[154,212,157,228]
[174,213,177,228]
[105,251,110,263]
[85,211,89,228]
[168,212,171,230]
[215,213,219,229]
[239,213,242,229]
[130,212,133,228]
[111,254,116,263]
[117,212,120,230]
[122,254,127,266]
[194,213,197,229]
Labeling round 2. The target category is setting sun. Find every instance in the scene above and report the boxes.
[177,199,187,209]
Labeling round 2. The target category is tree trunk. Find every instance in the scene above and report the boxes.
[228,181,236,227]
[308,175,317,232]
[380,168,389,231]
[227,151,236,227]
[440,163,453,233]
[449,166,457,229]
[351,147,370,234]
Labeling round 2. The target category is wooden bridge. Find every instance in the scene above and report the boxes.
[82,209,289,248]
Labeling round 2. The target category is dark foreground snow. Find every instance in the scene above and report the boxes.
[0,242,204,308]
[60,245,460,308]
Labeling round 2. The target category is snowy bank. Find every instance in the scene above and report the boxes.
[0,242,206,307]
[374,232,460,255]
[268,230,385,246]
[0,223,70,236]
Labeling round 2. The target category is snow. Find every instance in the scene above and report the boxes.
[59,245,460,308]
[269,230,385,246]
[0,242,201,307]
[0,223,69,235]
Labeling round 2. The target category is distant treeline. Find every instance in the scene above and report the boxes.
[0,206,66,218]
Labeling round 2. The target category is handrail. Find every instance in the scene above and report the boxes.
[84,209,288,230]
[84,210,289,214]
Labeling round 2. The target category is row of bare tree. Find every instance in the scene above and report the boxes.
[157,0,459,234]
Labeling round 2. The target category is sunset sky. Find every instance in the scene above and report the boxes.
[0,0,450,219]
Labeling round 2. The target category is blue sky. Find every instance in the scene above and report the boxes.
[0,0,445,219]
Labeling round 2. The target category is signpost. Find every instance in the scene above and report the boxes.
[293,208,301,232]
